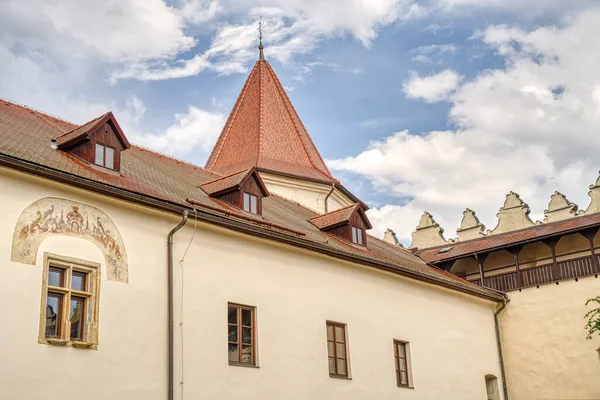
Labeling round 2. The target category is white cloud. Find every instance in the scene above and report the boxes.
[1,0,195,63]
[411,43,458,63]
[128,104,226,156]
[434,0,596,15]
[111,0,423,82]
[178,0,222,23]
[330,9,600,244]
[403,69,462,103]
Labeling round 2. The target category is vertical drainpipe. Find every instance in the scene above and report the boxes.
[324,183,335,213]
[494,298,510,400]
[168,210,189,400]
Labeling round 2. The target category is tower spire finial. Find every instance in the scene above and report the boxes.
[258,17,265,61]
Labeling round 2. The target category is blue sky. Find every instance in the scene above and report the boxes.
[2,0,600,245]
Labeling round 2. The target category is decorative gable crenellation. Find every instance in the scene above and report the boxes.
[456,209,486,241]
[490,192,535,235]
[409,212,448,249]
[404,172,600,250]
[544,191,578,223]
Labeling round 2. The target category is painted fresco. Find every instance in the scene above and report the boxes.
[11,197,128,283]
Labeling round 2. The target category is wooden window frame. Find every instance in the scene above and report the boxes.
[326,321,350,378]
[243,192,258,214]
[38,253,101,349]
[227,303,257,367]
[94,142,116,170]
[394,340,413,388]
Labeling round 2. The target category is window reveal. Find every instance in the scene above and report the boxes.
[351,226,364,245]
[394,340,412,388]
[228,304,256,365]
[327,321,349,377]
[94,143,115,169]
[40,254,100,348]
[243,192,258,214]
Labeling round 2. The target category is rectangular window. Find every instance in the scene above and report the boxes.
[105,147,115,169]
[394,340,412,388]
[326,321,349,378]
[40,254,100,348]
[228,303,256,366]
[243,192,258,214]
[351,226,364,245]
[95,143,115,170]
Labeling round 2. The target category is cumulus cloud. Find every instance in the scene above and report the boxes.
[330,9,600,244]
[1,0,195,62]
[403,70,462,103]
[127,103,226,156]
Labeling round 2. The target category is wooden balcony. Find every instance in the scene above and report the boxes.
[470,254,600,292]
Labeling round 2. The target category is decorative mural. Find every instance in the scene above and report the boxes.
[11,197,128,283]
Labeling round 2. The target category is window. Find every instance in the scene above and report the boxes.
[243,192,258,214]
[351,226,364,245]
[394,340,413,388]
[95,143,115,169]
[228,303,256,366]
[326,321,349,378]
[39,253,100,348]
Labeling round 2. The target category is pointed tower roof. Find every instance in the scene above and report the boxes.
[205,58,338,183]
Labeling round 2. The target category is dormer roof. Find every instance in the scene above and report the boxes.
[309,203,372,230]
[56,112,130,150]
[205,59,337,183]
[200,167,269,197]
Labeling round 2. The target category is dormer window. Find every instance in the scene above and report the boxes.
[309,203,372,247]
[95,143,115,169]
[351,226,364,245]
[243,192,258,214]
[200,168,270,216]
[55,111,130,173]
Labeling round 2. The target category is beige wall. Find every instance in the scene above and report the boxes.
[0,166,504,399]
[500,276,600,400]
[0,167,173,400]
[259,171,353,214]
[172,222,504,400]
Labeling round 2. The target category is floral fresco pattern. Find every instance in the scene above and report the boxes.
[11,197,128,283]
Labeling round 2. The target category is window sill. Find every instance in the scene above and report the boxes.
[71,341,95,349]
[46,338,68,346]
[228,362,259,369]
[329,374,352,380]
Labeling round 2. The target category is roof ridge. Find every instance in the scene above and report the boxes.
[257,61,265,166]
[263,61,336,181]
[1,97,77,132]
[366,233,415,255]
[132,144,219,175]
[205,61,260,169]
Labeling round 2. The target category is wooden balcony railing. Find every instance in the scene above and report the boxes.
[469,254,600,292]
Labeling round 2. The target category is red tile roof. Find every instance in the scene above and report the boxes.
[309,203,372,230]
[0,97,503,301]
[417,212,600,263]
[204,60,338,183]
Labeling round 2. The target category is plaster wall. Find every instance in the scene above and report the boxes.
[500,276,600,400]
[0,167,504,400]
[0,167,173,400]
[259,171,353,214]
[171,221,505,400]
